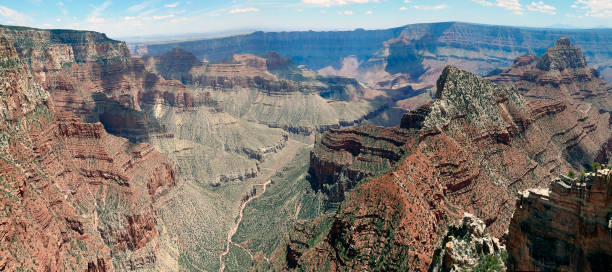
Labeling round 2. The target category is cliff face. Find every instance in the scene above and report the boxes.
[292,65,611,270]
[507,169,612,271]
[136,22,612,87]
[0,35,176,271]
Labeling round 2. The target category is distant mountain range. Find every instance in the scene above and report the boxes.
[130,22,612,87]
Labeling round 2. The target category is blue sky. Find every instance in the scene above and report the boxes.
[0,0,610,38]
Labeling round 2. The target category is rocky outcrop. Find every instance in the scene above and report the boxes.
[507,168,612,271]
[291,65,611,270]
[429,213,506,272]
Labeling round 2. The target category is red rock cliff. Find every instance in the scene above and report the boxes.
[0,31,176,271]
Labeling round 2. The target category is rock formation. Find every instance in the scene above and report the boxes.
[135,22,612,87]
[309,125,415,203]
[429,213,506,272]
[289,65,610,270]
[490,37,612,114]
[0,34,176,271]
[141,50,388,136]
[507,168,612,271]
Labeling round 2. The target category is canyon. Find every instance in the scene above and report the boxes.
[0,20,610,272]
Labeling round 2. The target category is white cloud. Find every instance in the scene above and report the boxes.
[573,0,612,18]
[365,10,372,15]
[472,0,494,6]
[229,7,260,14]
[337,10,353,15]
[87,0,111,24]
[164,2,179,8]
[413,4,449,10]
[170,17,189,23]
[0,5,30,25]
[527,1,556,15]
[152,14,174,20]
[127,1,153,13]
[302,0,372,7]
[496,0,523,15]
[124,16,136,21]
[399,6,407,10]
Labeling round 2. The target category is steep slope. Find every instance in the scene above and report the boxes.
[135,22,612,86]
[0,36,176,271]
[508,168,612,271]
[287,66,610,270]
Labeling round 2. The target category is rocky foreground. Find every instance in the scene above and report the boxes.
[508,168,612,271]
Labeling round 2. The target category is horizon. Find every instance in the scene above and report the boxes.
[0,1,610,39]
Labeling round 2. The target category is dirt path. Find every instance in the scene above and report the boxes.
[218,179,272,272]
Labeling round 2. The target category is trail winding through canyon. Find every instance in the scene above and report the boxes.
[218,179,272,272]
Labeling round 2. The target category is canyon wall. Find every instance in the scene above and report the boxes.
[135,22,612,86]
[508,169,612,271]
[0,34,176,271]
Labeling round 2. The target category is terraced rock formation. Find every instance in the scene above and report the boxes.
[141,50,387,136]
[288,65,610,270]
[508,168,612,271]
[0,35,176,271]
[134,22,612,87]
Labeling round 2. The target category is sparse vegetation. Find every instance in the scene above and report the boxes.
[471,254,505,272]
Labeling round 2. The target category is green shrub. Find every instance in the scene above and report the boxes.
[472,254,504,272]
[592,162,601,171]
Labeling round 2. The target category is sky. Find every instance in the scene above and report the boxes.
[0,0,610,39]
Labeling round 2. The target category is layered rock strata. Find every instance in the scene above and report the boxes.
[507,169,612,271]
[0,36,176,271]
[291,65,610,270]
[308,125,415,203]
